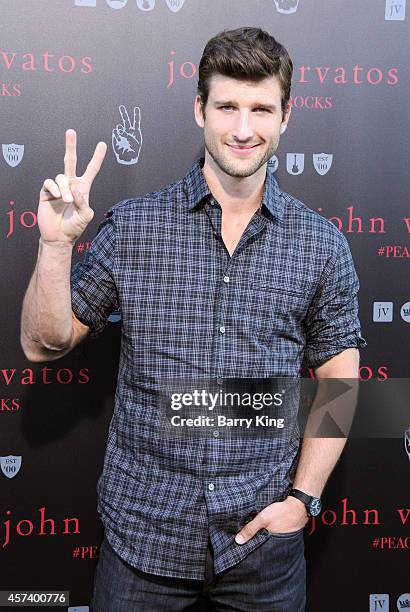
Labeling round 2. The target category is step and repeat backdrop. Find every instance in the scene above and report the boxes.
[1,1,409,610]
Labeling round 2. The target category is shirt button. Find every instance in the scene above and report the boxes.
[219,326,225,334]
[223,276,230,283]
[213,430,219,438]
[208,483,215,491]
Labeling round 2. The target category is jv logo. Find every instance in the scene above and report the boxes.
[286,153,304,175]
[313,153,333,176]
[273,0,300,14]
[373,302,393,322]
[2,143,24,167]
[400,302,410,323]
[0,455,22,479]
[112,105,142,165]
[369,594,389,611]
[385,0,406,20]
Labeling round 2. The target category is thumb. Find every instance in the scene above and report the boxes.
[235,514,265,545]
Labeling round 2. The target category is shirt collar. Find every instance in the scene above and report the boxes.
[182,157,285,222]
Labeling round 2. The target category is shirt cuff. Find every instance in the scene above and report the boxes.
[71,288,106,339]
[304,330,367,369]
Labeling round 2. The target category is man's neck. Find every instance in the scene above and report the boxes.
[201,155,266,217]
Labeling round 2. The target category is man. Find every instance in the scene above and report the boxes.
[21,27,366,612]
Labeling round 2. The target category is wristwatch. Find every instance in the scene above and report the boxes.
[288,488,322,517]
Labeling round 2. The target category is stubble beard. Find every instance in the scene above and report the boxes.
[204,131,280,179]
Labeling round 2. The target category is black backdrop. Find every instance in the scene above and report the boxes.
[1,1,409,610]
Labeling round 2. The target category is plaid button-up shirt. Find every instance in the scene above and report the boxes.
[71,158,367,579]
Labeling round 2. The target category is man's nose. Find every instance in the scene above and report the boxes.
[232,111,255,141]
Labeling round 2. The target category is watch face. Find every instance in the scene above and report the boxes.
[309,498,322,516]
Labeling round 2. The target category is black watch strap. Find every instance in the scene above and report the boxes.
[289,488,313,506]
[288,488,322,517]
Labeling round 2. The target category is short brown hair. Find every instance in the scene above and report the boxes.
[197,27,293,118]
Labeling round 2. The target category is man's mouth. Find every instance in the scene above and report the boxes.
[227,144,259,149]
[226,144,260,154]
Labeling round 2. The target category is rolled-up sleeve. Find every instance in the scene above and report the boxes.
[71,206,119,339]
[303,231,367,368]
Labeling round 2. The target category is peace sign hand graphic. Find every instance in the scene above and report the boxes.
[112,105,143,165]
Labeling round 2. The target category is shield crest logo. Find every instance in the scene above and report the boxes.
[286,153,304,175]
[136,0,155,9]
[313,153,333,176]
[2,144,24,167]
[274,0,300,14]
[1,455,22,478]
[405,428,410,460]
[165,0,185,12]
[105,0,128,8]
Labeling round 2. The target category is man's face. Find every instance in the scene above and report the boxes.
[194,74,291,179]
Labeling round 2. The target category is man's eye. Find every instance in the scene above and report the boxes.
[220,106,234,111]
[254,108,268,112]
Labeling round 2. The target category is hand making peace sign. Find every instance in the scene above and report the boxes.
[38,130,107,245]
[112,105,142,165]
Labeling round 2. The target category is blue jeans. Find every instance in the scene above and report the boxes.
[91,531,306,611]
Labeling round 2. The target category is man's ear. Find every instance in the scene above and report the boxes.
[194,95,205,128]
[279,103,292,135]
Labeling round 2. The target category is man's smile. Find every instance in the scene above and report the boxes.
[226,143,261,155]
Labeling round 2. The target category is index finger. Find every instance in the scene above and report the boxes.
[119,105,133,130]
[64,129,77,177]
[82,141,107,184]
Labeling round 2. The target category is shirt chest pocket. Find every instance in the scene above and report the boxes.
[247,282,310,345]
